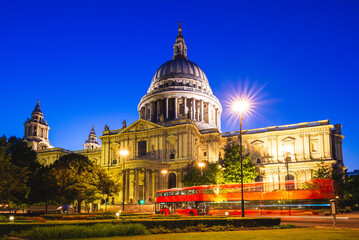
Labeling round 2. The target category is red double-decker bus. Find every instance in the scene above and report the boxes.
[155,178,335,216]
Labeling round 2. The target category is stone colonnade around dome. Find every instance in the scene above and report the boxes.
[139,95,221,130]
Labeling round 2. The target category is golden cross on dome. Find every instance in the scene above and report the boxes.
[178,21,182,33]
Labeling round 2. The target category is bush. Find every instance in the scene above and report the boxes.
[0,217,280,237]
[273,224,296,229]
[15,223,148,239]
[125,217,280,229]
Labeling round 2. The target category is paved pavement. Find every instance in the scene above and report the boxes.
[280,211,359,229]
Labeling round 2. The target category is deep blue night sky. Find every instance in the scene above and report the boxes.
[1,1,358,170]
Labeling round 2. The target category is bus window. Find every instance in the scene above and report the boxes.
[181,190,186,195]
[175,191,180,196]
[163,192,168,196]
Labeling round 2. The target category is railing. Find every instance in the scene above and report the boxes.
[222,120,330,137]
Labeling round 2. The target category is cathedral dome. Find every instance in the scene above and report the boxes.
[138,23,222,132]
[151,58,209,85]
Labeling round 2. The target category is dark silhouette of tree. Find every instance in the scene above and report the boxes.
[0,137,30,209]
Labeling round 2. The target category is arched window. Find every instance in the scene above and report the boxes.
[285,174,295,191]
[168,173,176,189]
[170,153,175,160]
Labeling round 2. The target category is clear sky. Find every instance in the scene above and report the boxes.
[1,1,358,170]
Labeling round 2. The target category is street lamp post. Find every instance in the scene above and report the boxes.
[233,100,249,218]
[120,150,129,212]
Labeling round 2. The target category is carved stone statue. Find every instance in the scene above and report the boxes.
[104,125,109,131]
[122,120,127,128]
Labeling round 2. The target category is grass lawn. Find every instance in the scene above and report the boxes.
[70,228,359,240]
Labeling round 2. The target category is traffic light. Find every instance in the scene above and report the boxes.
[138,199,145,205]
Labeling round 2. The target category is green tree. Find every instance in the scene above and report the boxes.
[311,159,332,179]
[97,167,121,209]
[221,138,258,184]
[6,136,40,173]
[50,153,100,213]
[343,174,359,207]
[28,166,59,212]
[0,136,41,206]
[0,141,30,208]
[183,161,222,187]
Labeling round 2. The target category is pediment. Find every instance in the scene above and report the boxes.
[166,135,178,143]
[120,119,163,133]
[281,137,296,142]
[251,140,264,145]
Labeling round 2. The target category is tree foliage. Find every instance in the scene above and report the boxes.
[50,154,101,212]
[97,167,121,208]
[220,138,258,184]
[311,159,332,179]
[0,137,30,205]
[343,174,359,206]
[183,161,222,187]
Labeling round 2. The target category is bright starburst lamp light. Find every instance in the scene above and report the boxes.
[120,150,129,156]
[232,100,249,114]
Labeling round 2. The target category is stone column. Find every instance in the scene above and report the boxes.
[157,100,161,121]
[184,97,187,115]
[208,103,212,124]
[304,134,310,159]
[174,98,178,119]
[201,100,204,122]
[324,132,331,158]
[165,98,169,120]
[218,111,221,129]
[135,169,139,202]
[154,170,159,193]
[193,99,197,120]
[150,102,153,122]
[197,101,200,120]
[144,104,147,120]
[319,132,325,159]
[126,169,130,203]
[145,170,150,201]
[215,108,218,126]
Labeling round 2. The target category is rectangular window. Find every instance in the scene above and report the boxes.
[138,141,147,157]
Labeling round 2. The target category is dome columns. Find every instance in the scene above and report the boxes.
[139,95,221,130]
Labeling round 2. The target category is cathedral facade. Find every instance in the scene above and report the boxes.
[26,24,345,208]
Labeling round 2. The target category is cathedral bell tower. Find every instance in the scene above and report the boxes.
[83,125,101,149]
[23,100,52,150]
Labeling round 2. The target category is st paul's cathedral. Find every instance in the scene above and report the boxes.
[23,24,345,209]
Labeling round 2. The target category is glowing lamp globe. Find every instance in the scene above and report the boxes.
[120,150,129,156]
[233,100,249,114]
